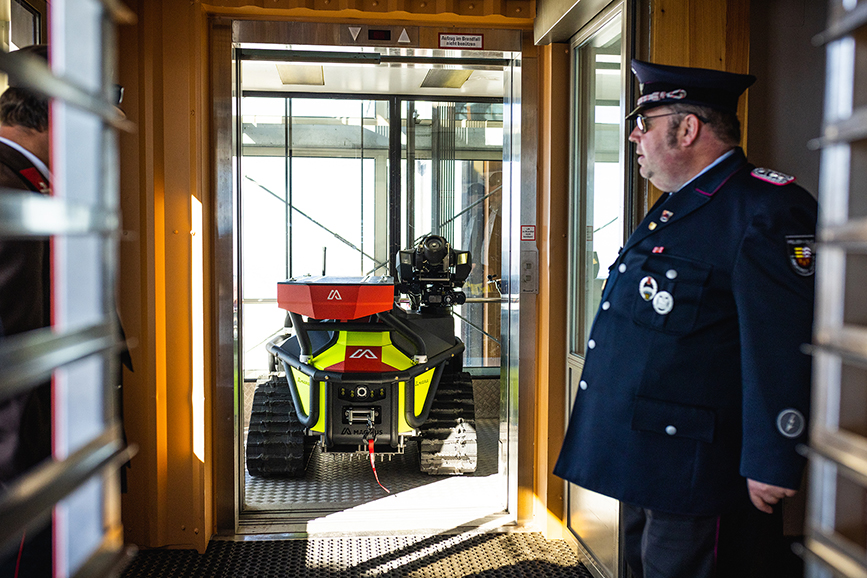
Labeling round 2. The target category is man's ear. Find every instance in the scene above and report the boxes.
[680,114,702,147]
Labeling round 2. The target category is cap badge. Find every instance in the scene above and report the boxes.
[776,409,805,439]
[652,291,674,315]
[639,276,658,301]
[660,210,674,223]
[752,167,795,186]
[786,235,815,276]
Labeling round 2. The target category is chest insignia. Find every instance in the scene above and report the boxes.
[660,210,674,222]
[652,291,674,315]
[751,167,795,186]
[639,276,658,301]
[786,235,815,276]
[20,167,50,193]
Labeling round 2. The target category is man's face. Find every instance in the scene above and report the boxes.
[628,106,684,192]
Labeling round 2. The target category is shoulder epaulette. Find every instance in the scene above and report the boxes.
[751,167,796,186]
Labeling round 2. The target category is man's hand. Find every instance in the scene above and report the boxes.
[747,479,797,513]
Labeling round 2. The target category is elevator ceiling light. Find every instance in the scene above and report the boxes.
[276,64,325,86]
[420,69,473,89]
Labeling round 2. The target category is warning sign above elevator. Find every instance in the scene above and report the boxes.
[439,33,484,49]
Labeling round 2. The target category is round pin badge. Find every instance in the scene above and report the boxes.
[776,409,805,438]
[652,291,674,315]
[639,276,658,301]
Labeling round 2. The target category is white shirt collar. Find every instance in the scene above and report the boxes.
[0,136,51,181]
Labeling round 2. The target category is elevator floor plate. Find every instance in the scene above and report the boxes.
[242,417,503,534]
[244,417,499,509]
[122,532,594,577]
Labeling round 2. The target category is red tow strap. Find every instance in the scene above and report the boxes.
[368,439,390,493]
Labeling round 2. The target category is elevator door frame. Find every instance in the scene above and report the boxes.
[564,2,635,577]
[210,19,526,536]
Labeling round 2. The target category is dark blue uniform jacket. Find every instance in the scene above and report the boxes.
[553,148,817,517]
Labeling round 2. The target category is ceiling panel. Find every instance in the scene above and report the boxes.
[241,60,504,98]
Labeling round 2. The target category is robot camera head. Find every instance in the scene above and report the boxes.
[395,235,472,311]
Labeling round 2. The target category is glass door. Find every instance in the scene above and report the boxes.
[566,5,629,577]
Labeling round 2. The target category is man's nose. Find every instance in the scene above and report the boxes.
[627,126,641,143]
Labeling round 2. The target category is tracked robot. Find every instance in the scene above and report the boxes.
[246,234,477,479]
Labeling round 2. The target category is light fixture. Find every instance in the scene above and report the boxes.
[420,68,473,89]
[276,64,325,86]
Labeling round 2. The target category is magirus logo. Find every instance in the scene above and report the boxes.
[349,348,378,359]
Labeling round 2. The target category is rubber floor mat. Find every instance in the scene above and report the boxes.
[122,532,594,577]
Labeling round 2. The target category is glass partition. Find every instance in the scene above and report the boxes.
[240,95,503,378]
[240,96,389,377]
[566,6,627,577]
[402,100,503,367]
[569,13,625,357]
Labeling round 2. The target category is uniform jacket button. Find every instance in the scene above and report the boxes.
[666,269,677,279]
[602,301,610,310]
[665,425,677,436]
[588,339,596,349]
[580,380,588,390]
[618,264,627,273]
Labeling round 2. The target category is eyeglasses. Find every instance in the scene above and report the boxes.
[633,111,708,133]
[634,112,680,133]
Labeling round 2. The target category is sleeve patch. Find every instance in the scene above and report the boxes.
[786,235,815,276]
[776,409,806,438]
[752,167,796,186]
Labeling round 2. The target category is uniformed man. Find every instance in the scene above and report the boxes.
[553,60,817,578]
[0,44,53,578]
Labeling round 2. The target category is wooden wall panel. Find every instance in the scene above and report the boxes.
[649,0,749,71]
[536,41,570,535]
[650,0,690,65]
[119,0,213,553]
[202,0,535,23]
[642,0,751,206]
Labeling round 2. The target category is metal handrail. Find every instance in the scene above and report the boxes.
[97,0,137,24]
[0,427,137,556]
[818,217,867,247]
[813,3,867,46]
[71,542,137,578]
[463,297,505,303]
[0,323,119,401]
[813,325,867,365]
[0,50,133,132]
[797,535,867,578]
[0,191,119,237]
[798,440,867,489]
[808,107,867,149]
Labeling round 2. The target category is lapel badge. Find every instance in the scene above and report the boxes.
[786,235,815,276]
[639,276,658,301]
[652,246,664,254]
[660,210,674,222]
[648,222,657,230]
[652,291,674,315]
